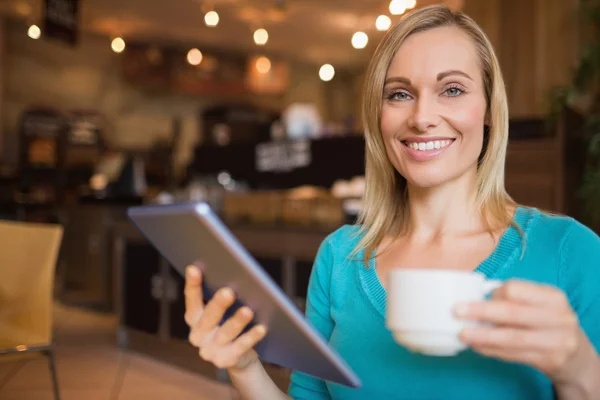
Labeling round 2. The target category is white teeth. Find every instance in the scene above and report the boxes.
[405,139,453,152]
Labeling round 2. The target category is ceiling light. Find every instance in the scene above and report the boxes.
[111,37,126,53]
[254,28,269,46]
[406,0,417,9]
[319,64,335,82]
[187,48,203,66]
[217,171,232,186]
[389,0,407,15]
[375,15,392,31]
[255,56,271,74]
[351,32,368,49]
[27,24,41,39]
[205,11,219,27]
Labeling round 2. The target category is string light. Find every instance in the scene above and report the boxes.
[111,37,126,53]
[389,0,407,15]
[319,64,335,82]
[254,28,269,45]
[205,11,219,27]
[255,56,271,74]
[406,0,417,9]
[187,48,203,66]
[27,24,41,39]
[375,15,391,31]
[351,32,368,49]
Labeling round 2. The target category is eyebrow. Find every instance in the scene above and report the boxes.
[384,70,473,86]
[437,70,473,81]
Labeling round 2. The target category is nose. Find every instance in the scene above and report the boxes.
[407,95,440,132]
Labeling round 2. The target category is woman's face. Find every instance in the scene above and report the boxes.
[380,26,488,190]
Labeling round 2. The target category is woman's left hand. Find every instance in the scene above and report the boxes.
[455,280,596,386]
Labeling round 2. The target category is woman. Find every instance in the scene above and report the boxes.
[184,5,600,399]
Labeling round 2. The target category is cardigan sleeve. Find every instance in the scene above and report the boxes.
[558,219,600,352]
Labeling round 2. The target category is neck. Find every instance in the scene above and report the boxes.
[406,172,484,239]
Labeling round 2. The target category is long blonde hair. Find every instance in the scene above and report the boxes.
[354,5,517,265]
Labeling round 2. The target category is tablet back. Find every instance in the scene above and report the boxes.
[127,202,361,388]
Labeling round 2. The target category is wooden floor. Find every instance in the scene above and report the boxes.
[0,303,238,400]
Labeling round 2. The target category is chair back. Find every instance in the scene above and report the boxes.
[0,220,63,348]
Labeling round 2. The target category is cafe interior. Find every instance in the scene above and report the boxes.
[0,0,597,398]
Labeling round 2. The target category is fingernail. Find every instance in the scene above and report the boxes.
[219,287,234,299]
[186,265,198,277]
[256,325,267,335]
[454,304,470,317]
[238,307,252,317]
[461,328,476,340]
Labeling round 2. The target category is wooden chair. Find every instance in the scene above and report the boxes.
[0,220,63,399]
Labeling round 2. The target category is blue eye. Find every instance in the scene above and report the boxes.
[387,91,412,101]
[444,87,464,97]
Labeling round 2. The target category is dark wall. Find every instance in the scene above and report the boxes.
[189,135,366,190]
[187,119,548,190]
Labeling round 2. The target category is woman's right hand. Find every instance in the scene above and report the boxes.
[184,264,268,371]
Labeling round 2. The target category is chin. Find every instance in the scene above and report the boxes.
[404,176,451,190]
[401,167,470,190]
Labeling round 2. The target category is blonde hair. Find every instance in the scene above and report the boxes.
[354,5,518,265]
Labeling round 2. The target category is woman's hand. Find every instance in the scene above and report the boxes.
[455,280,599,390]
[184,265,268,371]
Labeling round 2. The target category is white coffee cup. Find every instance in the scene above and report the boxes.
[386,269,502,356]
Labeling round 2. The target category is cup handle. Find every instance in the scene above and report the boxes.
[483,279,503,296]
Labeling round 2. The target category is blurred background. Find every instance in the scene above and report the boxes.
[0,0,598,399]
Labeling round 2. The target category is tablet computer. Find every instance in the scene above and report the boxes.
[127,202,361,388]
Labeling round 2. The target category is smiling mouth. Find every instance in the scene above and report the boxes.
[402,139,455,151]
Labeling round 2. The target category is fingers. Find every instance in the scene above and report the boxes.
[467,345,540,366]
[455,300,577,328]
[197,287,236,332]
[454,280,583,378]
[188,287,237,348]
[199,324,267,369]
[492,280,570,309]
[455,280,575,328]
[183,268,265,371]
[184,265,204,326]
[460,327,580,376]
[223,324,268,360]
[460,326,566,351]
[213,306,255,346]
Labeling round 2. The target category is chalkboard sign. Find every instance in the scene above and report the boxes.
[255,140,311,173]
[67,111,102,146]
[64,110,104,167]
[43,0,80,46]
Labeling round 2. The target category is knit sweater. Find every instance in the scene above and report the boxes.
[288,207,600,400]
